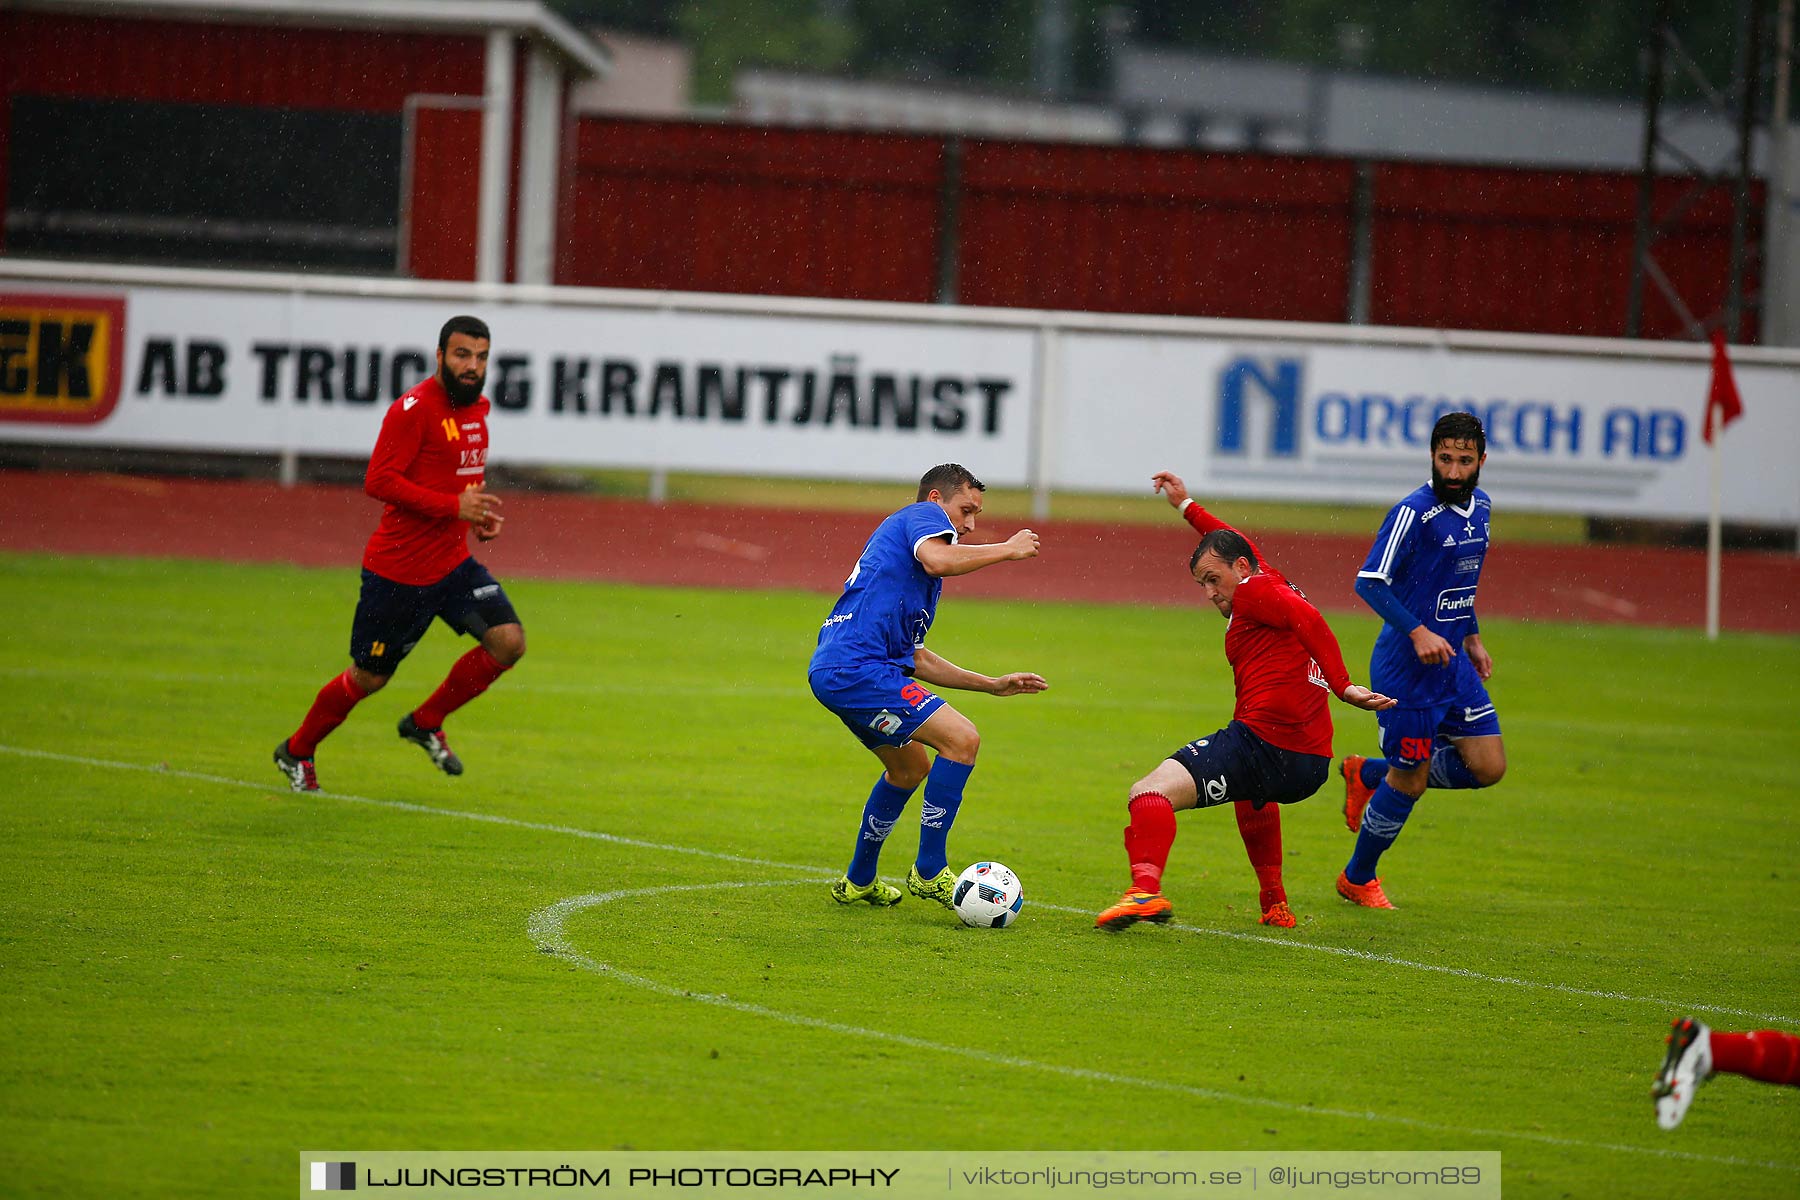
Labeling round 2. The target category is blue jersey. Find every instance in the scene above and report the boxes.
[1358,484,1492,703]
[810,501,957,674]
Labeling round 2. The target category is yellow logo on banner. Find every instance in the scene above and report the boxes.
[0,293,125,424]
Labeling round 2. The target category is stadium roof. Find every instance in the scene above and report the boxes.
[14,0,613,79]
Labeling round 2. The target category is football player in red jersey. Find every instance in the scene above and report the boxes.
[273,316,524,792]
[1096,471,1394,931]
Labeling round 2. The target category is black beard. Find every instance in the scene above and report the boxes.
[441,365,484,407]
[1432,465,1480,506]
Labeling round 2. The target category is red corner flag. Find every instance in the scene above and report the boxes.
[1704,330,1745,444]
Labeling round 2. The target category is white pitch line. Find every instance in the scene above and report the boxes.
[533,882,1799,1176]
[3,741,1796,1031]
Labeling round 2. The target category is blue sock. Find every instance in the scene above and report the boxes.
[914,757,974,879]
[1358,757,1387,789]
[846,775,913,886]
[1345,782,1418,885]
[1428,744,1482,789]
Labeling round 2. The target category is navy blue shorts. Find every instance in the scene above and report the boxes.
[1168,720,1331,810]
[349,558,520,675]
[809,660,946,750]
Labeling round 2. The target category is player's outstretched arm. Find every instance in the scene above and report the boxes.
[916,529,1040,578]
[1151,470,1191,510]
[1340,684,1398,712]
[912,647,1048,696]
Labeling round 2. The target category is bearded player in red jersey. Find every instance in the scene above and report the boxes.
[272,316,524,792]
[1096,471,1395,931]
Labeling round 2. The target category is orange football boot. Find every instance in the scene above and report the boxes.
[1095,888,1173,931]
[1335,871,1396,909]
[1341,755,1375,832]
[1259,900,1297,928]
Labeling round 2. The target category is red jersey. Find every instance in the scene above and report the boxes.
[361,375,489,585]
[1185,502,1353,758]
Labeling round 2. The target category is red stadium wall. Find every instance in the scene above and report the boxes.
[955,141,1356,322]
[1369,162,1762,342]
[0,11,1763,340]
[406,108,483,281]
[558,119,945,302]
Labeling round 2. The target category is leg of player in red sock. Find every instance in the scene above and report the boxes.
[1655,1020,1800,1129]
[399,644,512,777]
[291,670,370,758]
[412,646,510,730]
[275,670,372,791]
[1234,799,1293,927]
[1098,791,1176,930]
[1713,1029,1800,1086]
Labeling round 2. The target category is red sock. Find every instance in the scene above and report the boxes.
[412,646,509,730]
[1712,1031,1800,1086]
[289,670,368,759]
[1234,800,1286,910]
[1123,792,1177,893]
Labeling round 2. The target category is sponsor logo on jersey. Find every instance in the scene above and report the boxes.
[0,293,125,425]
[899,682,932,708]
[1436,586,1478,621]
[1442,534,1457,547]
[1306,659,1329,689]
[1455,555,1482,573]
[869,710,903,736]
[404,396,418,410]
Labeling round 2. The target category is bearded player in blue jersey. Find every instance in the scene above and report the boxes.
[810,463,1047,910]
[1337,412,1507,909]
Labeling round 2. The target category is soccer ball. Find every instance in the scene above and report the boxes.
[952,861,1024,928]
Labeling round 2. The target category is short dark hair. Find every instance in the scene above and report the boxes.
[1432,411,1486,456]
[438,315,491,352]
[1190,528,1258,574]
[916,463,985,502]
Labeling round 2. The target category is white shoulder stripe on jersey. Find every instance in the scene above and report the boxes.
[911,529,957,560]
[1374,506,1414,580]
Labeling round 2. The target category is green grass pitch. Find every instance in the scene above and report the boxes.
[1,553,1795,1198]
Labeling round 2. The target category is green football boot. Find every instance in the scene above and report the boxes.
[831,876,903,906]
[905,865,958,909]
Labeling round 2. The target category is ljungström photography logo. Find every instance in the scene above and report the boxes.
[309,1161,355,1191]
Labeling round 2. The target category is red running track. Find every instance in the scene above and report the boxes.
[2,470,1796,634]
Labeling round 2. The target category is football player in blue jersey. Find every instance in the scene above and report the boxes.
[1337,412,1507,908]
[809,464,1047,910]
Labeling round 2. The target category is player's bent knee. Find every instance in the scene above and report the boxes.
[1475,759,1507,787]
[485,624,526,666]
[349,667,390,694]
[940,727,980,763]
